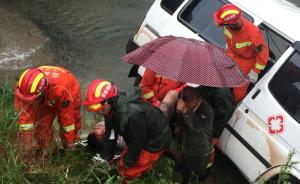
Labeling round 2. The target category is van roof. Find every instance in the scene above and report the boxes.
[230,0,300,42]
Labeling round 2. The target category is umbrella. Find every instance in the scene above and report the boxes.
[121,35,248,88]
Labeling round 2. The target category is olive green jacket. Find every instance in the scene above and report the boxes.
[103,87,171,167]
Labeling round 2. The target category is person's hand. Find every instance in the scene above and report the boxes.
[64,142,75,150]
[152,100,161,108]
[247,69,259,83]
[176,99,188,114]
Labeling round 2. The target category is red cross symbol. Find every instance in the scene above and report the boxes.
[267,114,284,135]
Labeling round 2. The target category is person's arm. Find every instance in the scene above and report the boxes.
[56,88,78,148]
[14,93,37,152]
[159,89,179,121]
[247,30,269,83]
[252,31,269,74]
[223,27,234,56]
[123,111,147,167]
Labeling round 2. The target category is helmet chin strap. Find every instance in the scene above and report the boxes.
[193,98,202,112]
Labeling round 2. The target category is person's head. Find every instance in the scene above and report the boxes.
[87,123,105,149]
[15,68,48,102]
[178,86,203,111]
[83,79,118,117]
[214,4,243,31]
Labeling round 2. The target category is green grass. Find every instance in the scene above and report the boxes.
[0,82,26,183]
[0,83,176,184]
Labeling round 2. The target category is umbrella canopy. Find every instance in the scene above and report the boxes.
[122,35,248,88]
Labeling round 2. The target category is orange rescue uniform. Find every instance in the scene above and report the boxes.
[118,147,163,179]
[141,69,183,103]
[224,17,269,103]
[15,66,81,148]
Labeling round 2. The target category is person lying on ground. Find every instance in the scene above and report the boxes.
[87,121,125,158]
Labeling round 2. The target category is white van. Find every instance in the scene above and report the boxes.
[125,0,300,183]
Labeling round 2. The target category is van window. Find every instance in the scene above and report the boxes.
[259,24,291,63]
[178,0,254,47]
[161,0,184,15]
[269,51,300,123]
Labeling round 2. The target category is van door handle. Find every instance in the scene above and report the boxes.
[251,89,261,99]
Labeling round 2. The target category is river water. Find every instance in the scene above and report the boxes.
[0,0,152,92]
[7,0,300,183]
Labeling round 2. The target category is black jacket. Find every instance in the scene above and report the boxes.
[180,100,214,158]
[103,88,171,167]
[201,87,234,137]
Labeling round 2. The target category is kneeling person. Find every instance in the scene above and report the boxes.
[83,79,171,180]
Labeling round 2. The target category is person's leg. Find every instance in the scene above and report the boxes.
[181,156,209,183]
[181,158,195,184]
[233,58,254,104]
[233,83,249,104]
[194,155,209,181]
[118,147,163,180]
[36,107,56,149]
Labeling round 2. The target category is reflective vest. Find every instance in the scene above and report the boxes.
[224,17,269,74]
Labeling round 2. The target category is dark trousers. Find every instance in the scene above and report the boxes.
[181,155,209,183]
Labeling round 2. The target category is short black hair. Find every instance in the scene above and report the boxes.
[87,133,103,150]
[178,86,202,103]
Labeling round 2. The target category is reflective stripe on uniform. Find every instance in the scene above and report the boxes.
[19,123,34,131]
[39,66,66,73]
[30,73,44,93]
[63,124,75,132]
[255,63,265,70]
[224,28,232,39]
[235,42,252,48]
[221,10,240,19]
[207,162,213,168]
[143,91,155,99]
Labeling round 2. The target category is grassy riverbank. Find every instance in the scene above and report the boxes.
[0,83,175,184]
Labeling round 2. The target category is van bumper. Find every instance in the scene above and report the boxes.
[126,37,140,77]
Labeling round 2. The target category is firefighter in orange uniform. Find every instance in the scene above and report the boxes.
[15,66,82,154]
[141,68,183,105]
[214,4,269,103]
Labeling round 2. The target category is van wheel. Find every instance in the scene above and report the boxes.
[133,75,142,87]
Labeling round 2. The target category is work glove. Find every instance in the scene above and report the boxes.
[247,69,259,83]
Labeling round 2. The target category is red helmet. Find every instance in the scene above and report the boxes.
[214,4,242,26]
[15,68,48,101]
[83,79,118,112]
